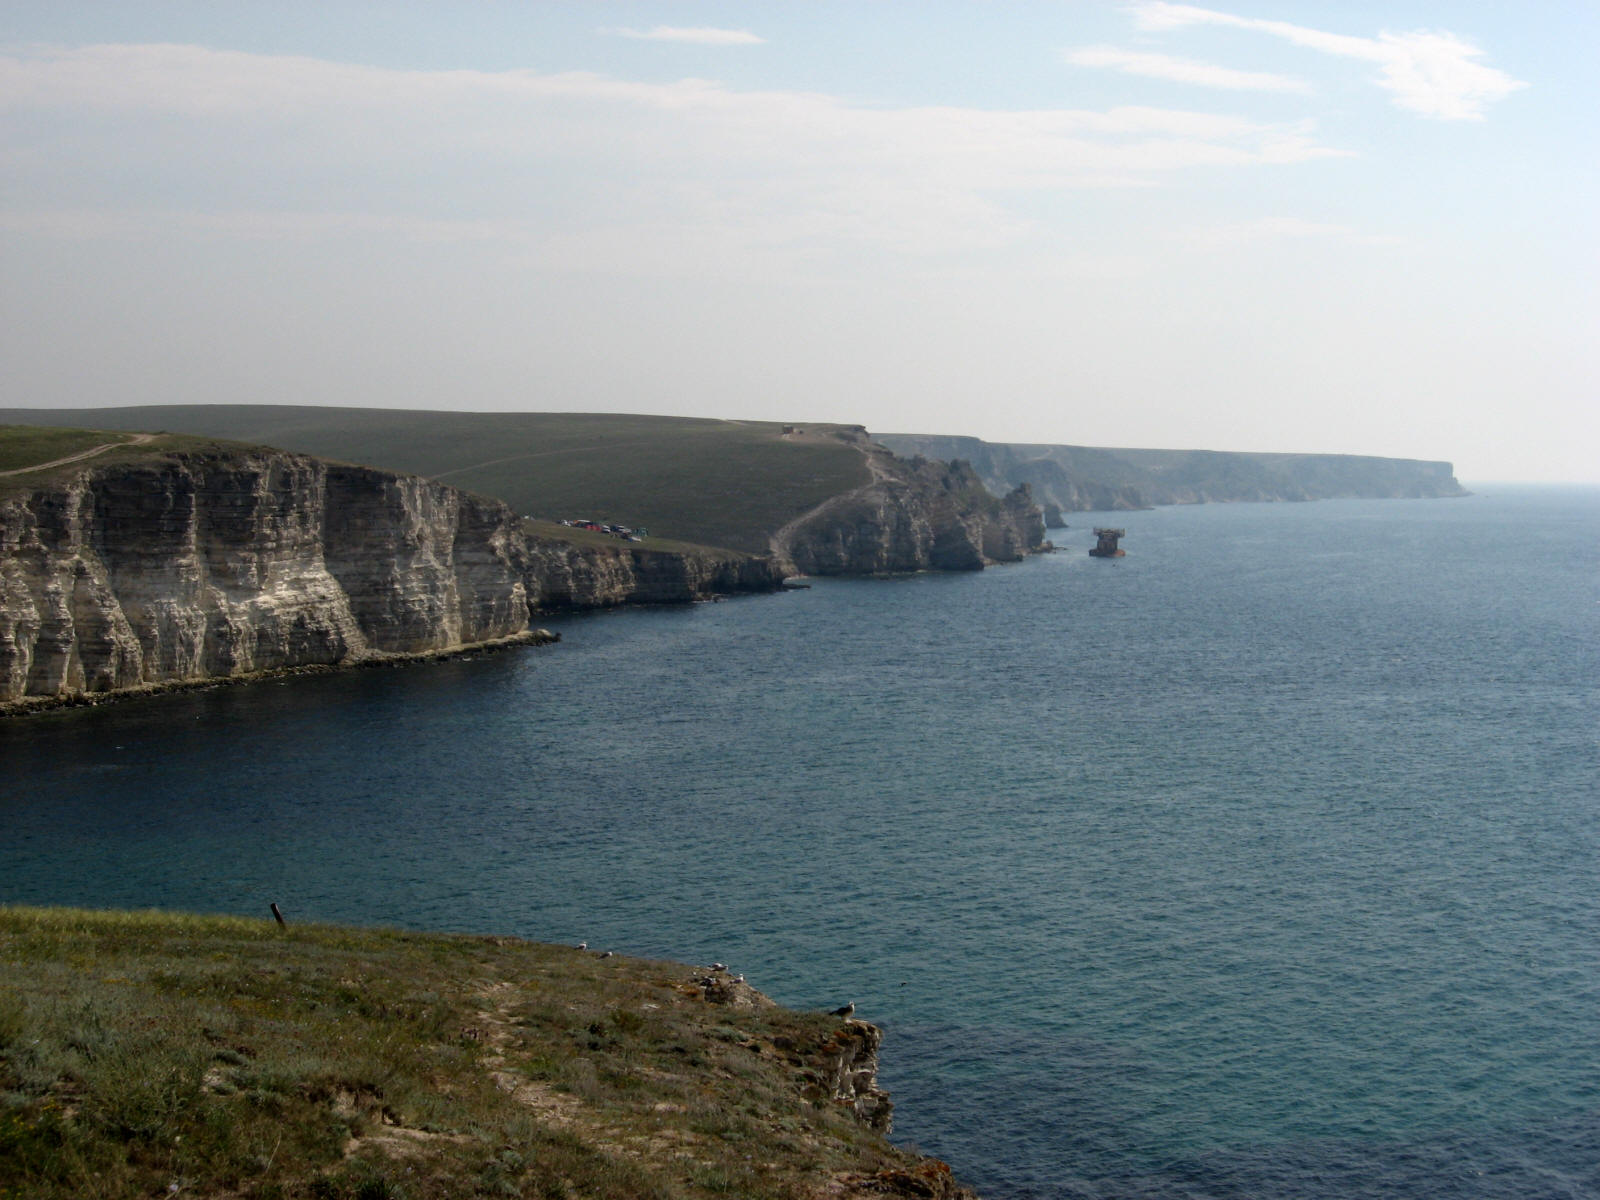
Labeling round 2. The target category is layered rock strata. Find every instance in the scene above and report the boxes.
[1,448,780,709]
[812,1019,896,1133]
[772,437,1048,576]
[523,537,782,610]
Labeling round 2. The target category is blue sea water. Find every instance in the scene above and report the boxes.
[2,485,1597,1199]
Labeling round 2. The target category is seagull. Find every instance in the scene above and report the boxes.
[575,942,587,950]
[733,974,745,984]
[710,962,726,972]
[599,950,614,959]
[830,1001,855,1018]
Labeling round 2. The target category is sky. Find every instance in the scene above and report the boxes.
[1,3,1595,482]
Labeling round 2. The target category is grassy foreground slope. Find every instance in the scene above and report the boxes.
[0,409,871,555]
[0,907,967,1200]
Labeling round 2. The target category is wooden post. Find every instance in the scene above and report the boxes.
[270,903,286,927]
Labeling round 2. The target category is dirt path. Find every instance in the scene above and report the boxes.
[0,431,156,477]
[767,441,889,563]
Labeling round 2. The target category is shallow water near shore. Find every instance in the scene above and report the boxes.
[4,485,1598,1199]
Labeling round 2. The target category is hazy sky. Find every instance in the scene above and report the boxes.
[2,3,1595,481]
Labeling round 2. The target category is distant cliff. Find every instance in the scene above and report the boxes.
[771,432,1048,575]
[523,535,784,610]
[0,445,780,710]
[878,434,1468,516]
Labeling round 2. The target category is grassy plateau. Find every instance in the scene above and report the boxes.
[0,430,282,498]
[0,427,138,474]
[0,907,960,1200]
[0,409,873,554]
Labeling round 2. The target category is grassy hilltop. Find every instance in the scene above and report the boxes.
[0,409,872,555]
[0,426,133,474]
[0,427,289,496]
[0,907,968,1200]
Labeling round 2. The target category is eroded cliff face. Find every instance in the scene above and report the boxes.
[812,1019,895,1133]
[691,968,896,1136]
[772,441,1048,577]
[0,448,780,709]
[523,538,782,611]
[4,454,372,702]
[319,464,531,654]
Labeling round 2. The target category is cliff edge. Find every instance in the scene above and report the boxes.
[771,431,1048,576]
[0,440,781,711]
[0,906,979,1199]
[879,433,1469,514]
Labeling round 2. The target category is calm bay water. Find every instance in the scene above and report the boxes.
[3,486,1597,1198]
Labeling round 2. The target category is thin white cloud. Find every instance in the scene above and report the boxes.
[1065,45,1310,93]
[0,43,1350,259]
[1128,2,1526,120]
[1188,216,1407,250]
[603,26,765,46]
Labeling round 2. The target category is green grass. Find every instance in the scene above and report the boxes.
[0,425,765,564]
[0,426,140,473]
[0,430,290,498]
[0,907,955,1200]
[0,408,872,553]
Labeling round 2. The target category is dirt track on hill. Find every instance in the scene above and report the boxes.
[0,431,155,477]
[767,439,888,567]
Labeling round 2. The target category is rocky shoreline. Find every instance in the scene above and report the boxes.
[0,446,785,712]
[771,429,1046,576]
[0,627,562,717]
[0,432,1052,712]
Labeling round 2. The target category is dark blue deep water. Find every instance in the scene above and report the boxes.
[3,486,1598,1198]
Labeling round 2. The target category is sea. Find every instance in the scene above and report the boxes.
[3,485,1597,1199]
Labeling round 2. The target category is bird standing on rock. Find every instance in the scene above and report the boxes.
[830,1001,856,1018]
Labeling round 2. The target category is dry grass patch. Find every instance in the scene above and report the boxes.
[0,907,973,1200]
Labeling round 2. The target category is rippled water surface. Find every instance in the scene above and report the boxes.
[4,486,1598,1198]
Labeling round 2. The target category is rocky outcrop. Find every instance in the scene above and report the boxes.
[1,447,781,710]
[813,1019,895,1133]
[524,538,783,611]
[879,433,1469,513]
[685,967,896,1135]
[771,438,1048,576]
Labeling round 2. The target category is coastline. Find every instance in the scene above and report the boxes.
[0,628,560,719]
